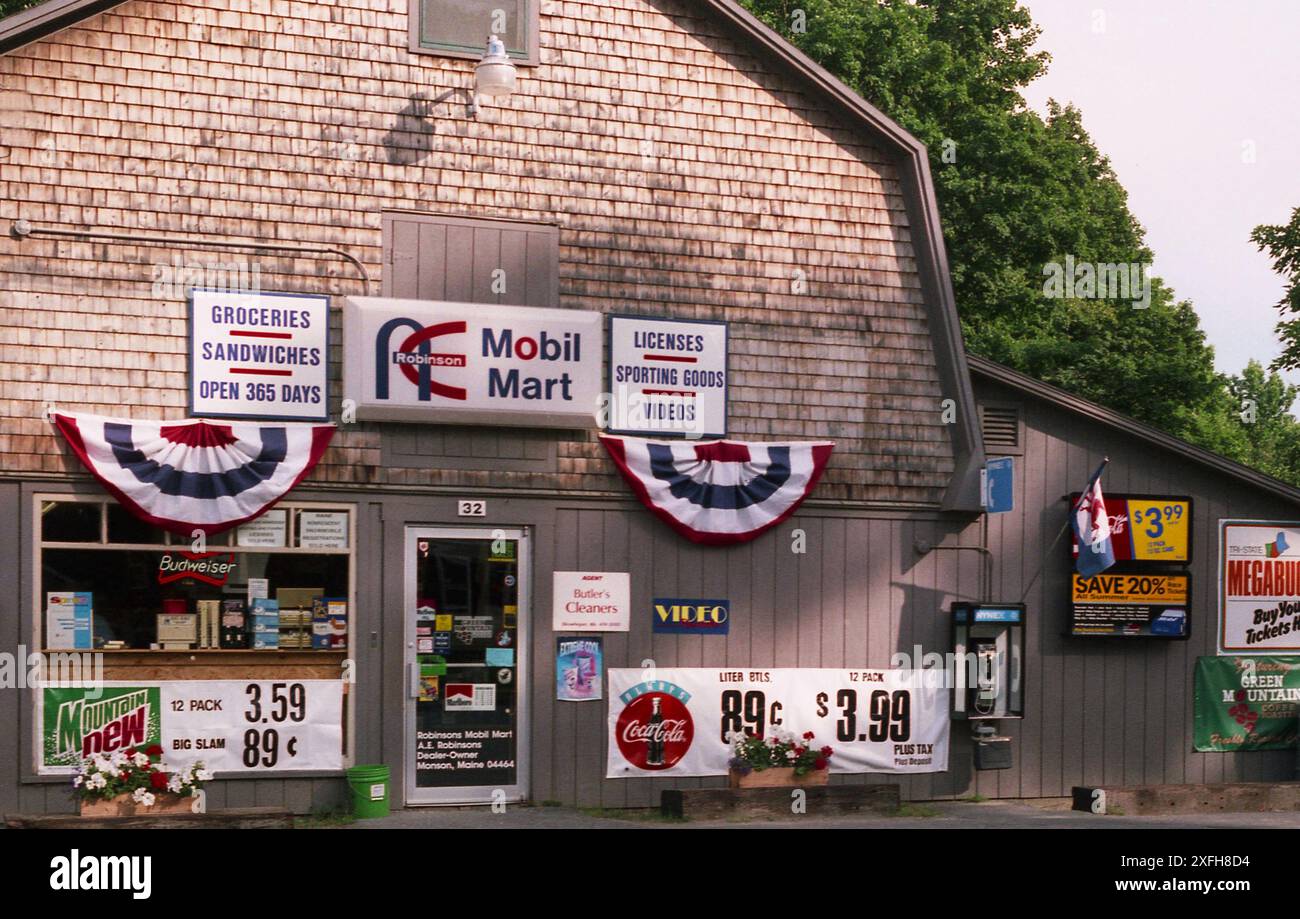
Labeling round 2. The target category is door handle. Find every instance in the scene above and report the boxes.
[408,662,421,699]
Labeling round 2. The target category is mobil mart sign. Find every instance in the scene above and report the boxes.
[343,297,602,427]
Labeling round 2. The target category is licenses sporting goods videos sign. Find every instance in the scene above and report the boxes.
[606,668,949,777]
[606,315,728,438]
[343,297,602,428]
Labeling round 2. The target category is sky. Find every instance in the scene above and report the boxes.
[1021,0,1300,382]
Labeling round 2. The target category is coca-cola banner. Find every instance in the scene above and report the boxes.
[606,668,949,777]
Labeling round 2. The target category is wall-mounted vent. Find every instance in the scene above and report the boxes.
[980,403,1022,453]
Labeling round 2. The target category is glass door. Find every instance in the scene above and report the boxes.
[404,527,528,804]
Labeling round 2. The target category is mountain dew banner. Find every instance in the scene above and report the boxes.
[39,680,345,774]
[1193,656,1300,751]
[43,686,163,769]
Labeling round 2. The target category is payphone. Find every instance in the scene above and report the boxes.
[952,603,1025,770]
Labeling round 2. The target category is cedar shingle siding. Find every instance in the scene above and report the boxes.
[0,0,955,505]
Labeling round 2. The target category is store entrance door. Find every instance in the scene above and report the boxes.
[404,527,528,804]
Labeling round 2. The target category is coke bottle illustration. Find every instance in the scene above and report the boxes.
[646,697,665,766]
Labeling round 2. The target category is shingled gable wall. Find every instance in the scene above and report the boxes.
[0,0,970,507]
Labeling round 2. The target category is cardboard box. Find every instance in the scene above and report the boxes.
[157,613,198,643]
[276,587,323,610]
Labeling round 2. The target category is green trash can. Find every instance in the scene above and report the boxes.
[346,764,391,819]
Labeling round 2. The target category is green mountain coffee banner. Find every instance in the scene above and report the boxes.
[1193,656,1300,751]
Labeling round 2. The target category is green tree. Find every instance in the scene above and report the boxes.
[0,0,40,19]
[1252,206,1300,370]
[1224,361,1300,482]
[742,0,1231,444]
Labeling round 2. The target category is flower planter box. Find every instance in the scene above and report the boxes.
[728,767,830,789]
[79,793,199,818]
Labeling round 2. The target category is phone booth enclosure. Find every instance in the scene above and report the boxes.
[952,603,1026,720]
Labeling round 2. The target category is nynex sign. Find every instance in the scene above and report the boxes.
[652,598,730,635]
[343,297,602,427]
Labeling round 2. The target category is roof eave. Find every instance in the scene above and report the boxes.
[0,0,124,56]
[968,353,1300,507]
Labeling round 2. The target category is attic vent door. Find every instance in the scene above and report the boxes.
[980,404,1022,454]
[382,212,559,307]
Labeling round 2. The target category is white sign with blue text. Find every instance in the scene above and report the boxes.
[607,315,728,438]
[343,297,603,428]
[189,289,330,421]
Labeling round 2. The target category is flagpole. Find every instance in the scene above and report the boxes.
[1072,456,1110,513]
[1022,456,1111,603]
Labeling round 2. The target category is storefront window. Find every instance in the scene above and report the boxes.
[38,497,354,653]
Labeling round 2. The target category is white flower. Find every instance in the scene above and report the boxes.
[73,775,83,787]
[131,788,157,806]
[110,751,128,767]
[93,756,114,775]
[132,752,150,768]
[88,772,107,789]
[167,775,184,794]
[195,768,213,782]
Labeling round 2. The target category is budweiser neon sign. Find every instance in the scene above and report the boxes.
[157,551,238,586]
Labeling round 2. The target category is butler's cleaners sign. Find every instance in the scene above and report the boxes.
[343,297,602,427]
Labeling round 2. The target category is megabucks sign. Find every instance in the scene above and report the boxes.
[1218,520,1300,653]
[343,297,602,427]
[606,668,949,777]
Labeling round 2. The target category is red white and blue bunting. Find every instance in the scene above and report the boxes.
[53,413,334,536]
[599,435,834,545]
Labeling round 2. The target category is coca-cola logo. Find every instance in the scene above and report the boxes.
[615,689,694,771]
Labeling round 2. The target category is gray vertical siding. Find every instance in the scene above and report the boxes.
[7,373,1300,814]
[975,377,1297,798]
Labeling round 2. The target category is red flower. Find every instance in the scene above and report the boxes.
[150,771,169,790]
[802,731,815,741]
[795,746,807,756]
[125,747,137,757]
[820,746,834,757]
[814,757,828,770]
[119,772,129,780]
[145,744,164,757]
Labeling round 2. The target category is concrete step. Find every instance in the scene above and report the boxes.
[1072,782,1300,816]
[662,783,900,820]
[4,806,294,829]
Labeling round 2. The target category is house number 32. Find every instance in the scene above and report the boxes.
[458,500,487,517]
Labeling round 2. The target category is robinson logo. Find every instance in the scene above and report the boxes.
[615,681,694,770]
[374,316,583,403]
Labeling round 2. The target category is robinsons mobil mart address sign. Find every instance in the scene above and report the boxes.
[343,297,602,427]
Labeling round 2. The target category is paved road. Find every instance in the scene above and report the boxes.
[346,799,1300,829]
